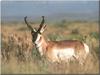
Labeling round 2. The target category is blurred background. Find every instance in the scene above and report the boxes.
[1,1,99,22]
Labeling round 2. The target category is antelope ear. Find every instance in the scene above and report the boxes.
[40,24,46,33]
[33,28,37,32]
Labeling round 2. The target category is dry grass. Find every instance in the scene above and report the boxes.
[1,21,99,74]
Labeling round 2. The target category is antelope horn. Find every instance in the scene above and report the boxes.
[37,16,45,32]
[24,16,34,32]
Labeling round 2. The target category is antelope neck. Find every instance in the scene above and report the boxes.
[35,36,47,56]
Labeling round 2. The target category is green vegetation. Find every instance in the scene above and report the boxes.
[90,32,99,39]
[54,19,68,28]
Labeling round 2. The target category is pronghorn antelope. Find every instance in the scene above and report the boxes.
[24,16,89,65]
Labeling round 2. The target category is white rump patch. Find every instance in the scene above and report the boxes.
[83,43,89,54]
[53,48,75,61]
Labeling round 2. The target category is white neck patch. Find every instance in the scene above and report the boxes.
[35,34,43,56]
[35,34,41,44]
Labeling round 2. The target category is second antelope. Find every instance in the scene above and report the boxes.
[24,16,89,65]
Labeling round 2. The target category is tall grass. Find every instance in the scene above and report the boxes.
[1,21,99,74]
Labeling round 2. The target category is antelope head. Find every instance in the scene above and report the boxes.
[24,16,46,44]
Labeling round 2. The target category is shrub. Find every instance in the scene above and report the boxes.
[90,32,99,39]
[71,29,79,34]
[54,19,67,28]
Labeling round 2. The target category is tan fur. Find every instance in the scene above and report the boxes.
[36,35,88,64]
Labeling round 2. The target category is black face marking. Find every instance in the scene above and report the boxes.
[31,32,37,43]
[31,31,41,43]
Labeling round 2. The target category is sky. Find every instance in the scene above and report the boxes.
[1,1,99,22]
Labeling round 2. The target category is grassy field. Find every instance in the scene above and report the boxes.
[1,21,99,74]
